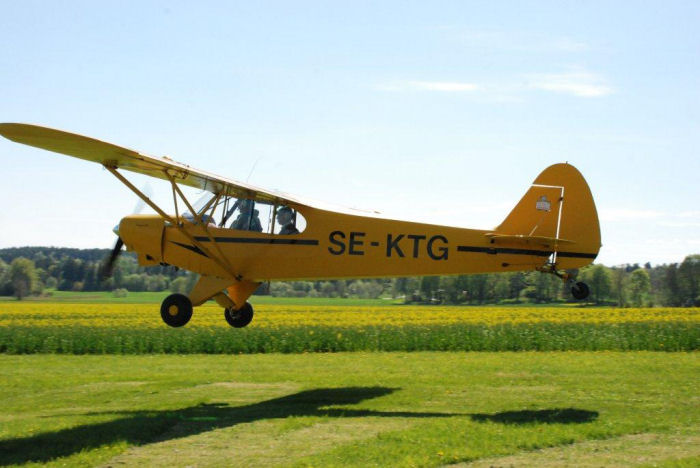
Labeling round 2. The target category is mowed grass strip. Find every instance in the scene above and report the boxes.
[0,352,698,467]
[0,303,697,353]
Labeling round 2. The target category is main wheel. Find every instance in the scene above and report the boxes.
[571,282,590,300]
[224,302,254,328]
[160,293,193,327]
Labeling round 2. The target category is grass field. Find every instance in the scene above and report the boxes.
[1,352,698,467]
[1,300,698,466]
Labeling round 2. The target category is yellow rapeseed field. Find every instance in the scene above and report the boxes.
[0,302,697,329]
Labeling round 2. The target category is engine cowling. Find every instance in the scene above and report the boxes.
[118,215,165,266]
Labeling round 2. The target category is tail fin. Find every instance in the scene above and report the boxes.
[492,163,601,268]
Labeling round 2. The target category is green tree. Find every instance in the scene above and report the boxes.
[270,282,294,297]
[678,255,699,306]
[83,264,98,292]
[9,257,39,300]
[629,268,651,307]
[611,267,628,307]
[392,277,408,299]
[320,281,336,297]
[146,274,168,292]
[366,281,384,299]
[508,272,527,302]
[439,276,460,303]
[523,272,559,303]
[58,257,83,291]
[170,276,189,294]
[493,275,510,302]
[581,265,612,304]
[123,274,147,292]
[420,276,440,301]
[452,275,470,303]
[0,259,10,295]
[663,264,682,306]
[465,275,489,303]
[334,280,347,298]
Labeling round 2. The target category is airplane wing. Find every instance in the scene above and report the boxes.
[0,123,300,206]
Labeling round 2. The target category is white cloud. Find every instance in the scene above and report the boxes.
[658,221,700,228]
[599,209,664,222]
[376,69,613,99]
[526,71,613,97]
[600,209,700,224]
[376,81,479,92]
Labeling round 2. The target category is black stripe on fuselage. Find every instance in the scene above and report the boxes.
[457,245,596,259]
[171,241,209,257]
[194,236,320,246]
[556,251,598,259]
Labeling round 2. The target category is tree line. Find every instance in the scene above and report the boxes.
[0,247,698,307]
[0,247,196,299]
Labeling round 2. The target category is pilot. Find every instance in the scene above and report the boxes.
[276,206,299,235]
[230,199,263,232]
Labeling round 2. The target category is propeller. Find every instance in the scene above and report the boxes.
[99,183,153,281]
[100,237,124,280]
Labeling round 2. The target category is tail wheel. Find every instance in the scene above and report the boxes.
[160,293,193,327]
[224,302,254,328]
[571,282,590,300]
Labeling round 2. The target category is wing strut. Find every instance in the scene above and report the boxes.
[162,171,237,276]
[105,165,240,280]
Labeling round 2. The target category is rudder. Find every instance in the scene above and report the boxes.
[493,163,601,269]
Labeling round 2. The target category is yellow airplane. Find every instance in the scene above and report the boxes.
[0,123,601,327]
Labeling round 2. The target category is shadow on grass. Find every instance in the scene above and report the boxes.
[471,408,599,425]
[1,386,599,466]
[0,386,453,466]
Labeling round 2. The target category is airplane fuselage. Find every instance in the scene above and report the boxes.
[120,205,597,283]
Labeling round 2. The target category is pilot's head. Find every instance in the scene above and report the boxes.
[239,199,254,211]
[277,206,293,224]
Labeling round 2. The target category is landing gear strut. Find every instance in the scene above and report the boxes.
[160,293,193,327]
[224,302,254,328]
[538,264,591,301]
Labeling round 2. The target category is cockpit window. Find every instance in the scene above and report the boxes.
[227,199,264,232]
[181,194,306,235]
[274,205,305,235]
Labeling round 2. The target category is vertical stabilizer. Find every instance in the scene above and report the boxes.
[494,163,601,268]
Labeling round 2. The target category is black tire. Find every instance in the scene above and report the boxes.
[571,282,590,300]
[224,302,254,328]
[160,293,193,327]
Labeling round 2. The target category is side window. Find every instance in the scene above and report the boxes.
[273,205,306,235]
[216,198,306,235]
[223,199,274,233]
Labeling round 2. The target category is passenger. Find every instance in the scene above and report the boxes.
[229,199,263,232]
[200,214,217,227]
[276,206,299,235]
[182,212,215,227]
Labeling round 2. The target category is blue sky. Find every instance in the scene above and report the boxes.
[1,1,698,266]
